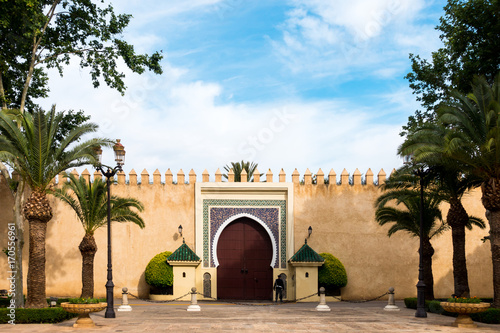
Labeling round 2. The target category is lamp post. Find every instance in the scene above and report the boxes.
[415,167,427,318]
[95,139,126,319]
[404,155,427,318]
[308,226,312,238]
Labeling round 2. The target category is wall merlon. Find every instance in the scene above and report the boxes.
[316,168,324,185]
[390,168,397,178]
[253,168,260,182]
[228,168,234,182]
[177,169,185,185]
[378,169,386,185]
[153,169,161,185]
[189,169,197,184]
[81,169,90,184]
[341,168,349,186]
[366,168,374,186]
[304,168,312,185]
[241,169,248,183]
[266,169,273,183]
[129,169,138,185]
[165,169,173,185]
[70,168,79,179]
[279,169,286,183]
[202,169,209,182]
[94,170,102,182]
[117,170,126,185]
[215,168,222,182]
[141,169,150,185]
[291,168,300,184]
[328,169,336,184]
[353,168,361,185]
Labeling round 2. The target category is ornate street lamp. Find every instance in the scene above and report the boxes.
[308,226,312,238]
[95,139,126,319]
[404,155,427,318]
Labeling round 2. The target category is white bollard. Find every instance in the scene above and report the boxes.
[187,287,201,312]
[384,287,400,311]
[316,287,331,312]
[118,287,132,312]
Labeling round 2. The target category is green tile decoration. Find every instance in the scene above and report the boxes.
[203,199,287,268]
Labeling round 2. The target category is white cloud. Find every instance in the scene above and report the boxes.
[37,57,402,181]
[272,0,434,79]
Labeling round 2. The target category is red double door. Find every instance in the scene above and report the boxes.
[216,217,273,300]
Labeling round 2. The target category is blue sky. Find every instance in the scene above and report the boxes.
[40,0,447,182]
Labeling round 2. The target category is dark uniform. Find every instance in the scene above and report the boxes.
[273,276,284,302]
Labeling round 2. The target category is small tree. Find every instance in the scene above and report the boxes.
[0,106,108,308]
[223,161,262,182]
[375,175,449,300]
[52,173,145,298]
[318,253,347,296]
[145,251,173,295]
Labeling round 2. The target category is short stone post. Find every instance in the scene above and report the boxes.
[117,287,132,312]
[187,287,201,312]
[316,287,331,311]
[384,287,400,311]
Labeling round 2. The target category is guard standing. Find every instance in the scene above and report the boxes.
[273,275,285,302]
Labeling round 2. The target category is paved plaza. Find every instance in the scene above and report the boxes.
[1,300,499,332]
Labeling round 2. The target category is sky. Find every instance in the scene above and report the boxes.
[38,0,447,182]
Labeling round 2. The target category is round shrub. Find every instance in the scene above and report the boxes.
[318,252,347,289]
[145,251,173,288]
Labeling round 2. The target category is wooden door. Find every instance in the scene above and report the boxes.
[217,217,273,300]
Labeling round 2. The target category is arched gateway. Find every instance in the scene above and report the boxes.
[216,217,273,300]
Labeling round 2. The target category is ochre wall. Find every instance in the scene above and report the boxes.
[294,182,491,300]
[0,168,493,300]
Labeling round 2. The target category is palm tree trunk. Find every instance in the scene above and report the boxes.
[23,190,52,308]
[486,209,500,308]
[481,179,500,308]
[26,220,48,308]
[79,234,97,298]
[421,238,435,300]
[447,198,470,297]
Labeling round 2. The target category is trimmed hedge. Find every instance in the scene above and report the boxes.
[45,297,106,306]
[471,308,500,324]
[404,297,499,325]
[145,251,173,288]
[0,307,77,324]
[318,253,347,289]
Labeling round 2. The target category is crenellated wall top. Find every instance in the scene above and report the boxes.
[26,167,397,187]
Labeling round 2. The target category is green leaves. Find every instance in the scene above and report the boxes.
[0,106,107,191]
[0,0,163,110]
[403,0,500,131]
[223,160,262,182]
[375,173,448,240]
[52,172,145,234]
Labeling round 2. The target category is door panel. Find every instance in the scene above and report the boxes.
[217,217,273,300]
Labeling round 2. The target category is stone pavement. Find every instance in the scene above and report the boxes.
[1,300,499,332]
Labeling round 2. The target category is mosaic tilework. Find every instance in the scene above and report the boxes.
[203,199,287,268]
[210,207,279,267]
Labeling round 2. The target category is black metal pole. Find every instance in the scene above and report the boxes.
[104,170,115,318]
[415,170,427,318]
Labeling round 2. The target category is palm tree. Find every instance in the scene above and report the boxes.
[223,160,262,182]
[0,106,108,308]
[433,74,500,307]
[375,174,449,300]
[400,132,486,297]
[52,173,145,298]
